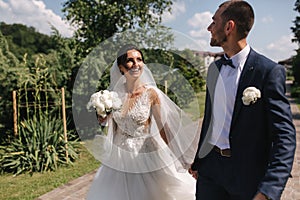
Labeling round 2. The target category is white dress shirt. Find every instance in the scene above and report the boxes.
[209,45,250,149]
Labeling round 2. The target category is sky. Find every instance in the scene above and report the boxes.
[0,0,298,62]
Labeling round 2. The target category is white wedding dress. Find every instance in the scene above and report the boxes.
[86,89,196,200]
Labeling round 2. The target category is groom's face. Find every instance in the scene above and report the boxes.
[207,7,227,47]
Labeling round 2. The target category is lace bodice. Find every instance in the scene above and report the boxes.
[112,89,160,154]
[113,90,152,137]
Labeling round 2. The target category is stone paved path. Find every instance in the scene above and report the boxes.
[281,93,300,200]
[36,170,96,200]
[36,83,300,200]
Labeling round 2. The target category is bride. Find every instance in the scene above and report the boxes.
[86,44,199,200]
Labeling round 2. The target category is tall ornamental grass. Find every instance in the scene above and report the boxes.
[0,115,79,175]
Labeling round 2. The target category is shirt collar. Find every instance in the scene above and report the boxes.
[229,44,250,69]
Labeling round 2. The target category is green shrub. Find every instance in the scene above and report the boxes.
[291,85,300,98]
[0,115,79,175]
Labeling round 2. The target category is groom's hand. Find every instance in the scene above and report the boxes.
[188,167,198,180]
[253,192,270,200]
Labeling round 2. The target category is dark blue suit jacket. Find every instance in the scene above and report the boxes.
[191,48,296,200]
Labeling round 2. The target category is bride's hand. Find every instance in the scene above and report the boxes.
[97,114,108,125]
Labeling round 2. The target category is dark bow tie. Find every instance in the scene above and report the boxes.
[219,56,235,68]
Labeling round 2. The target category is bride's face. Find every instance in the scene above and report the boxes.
[120,49,144,79]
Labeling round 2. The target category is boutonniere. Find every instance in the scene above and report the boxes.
[242,87,261,105]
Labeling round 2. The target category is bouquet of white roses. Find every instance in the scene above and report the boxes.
[87,90,122,117]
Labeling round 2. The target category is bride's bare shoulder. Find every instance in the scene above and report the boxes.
[146,87,160,105]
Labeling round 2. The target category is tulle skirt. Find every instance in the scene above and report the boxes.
[86,164,196,200]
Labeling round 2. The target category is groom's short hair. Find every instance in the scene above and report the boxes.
[219,1,254,40]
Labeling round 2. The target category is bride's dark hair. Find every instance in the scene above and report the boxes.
[116,44,145,66]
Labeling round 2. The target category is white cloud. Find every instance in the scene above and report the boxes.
[189,29,208,38]
[162,1,186,23]
[261,15,273,24]
[171,30,209,51]
[262,34,298,62]
[186,11,212,50]
[0,0,74,37]
[188,11,212,28]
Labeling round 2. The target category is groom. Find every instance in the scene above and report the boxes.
[190,1,296,200]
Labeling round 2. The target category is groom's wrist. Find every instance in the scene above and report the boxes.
[255,192,271,200]
[261,192,272,200]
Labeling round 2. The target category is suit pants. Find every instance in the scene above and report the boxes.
[195,149,254,200]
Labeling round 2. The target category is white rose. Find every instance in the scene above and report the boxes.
[242,87,261,105]
[102,90,110,98]
[95,101,105,113]
[100,92,110,102]
[87,92,100,110]
[104,99,113,109]
[112,98,122,110]
[110,91,118,99]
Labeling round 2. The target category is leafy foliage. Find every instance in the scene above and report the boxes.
[0,115,79,175]
[0,22,57,60]
[0,32,20,141]
[144,48,205,107]
[62,0,173,57]
[292,0,300,44]
[0,29,80,175]
[0,29,77,143]
[291,0,300,86]
[292,49,300,85]
[291,83,300,98]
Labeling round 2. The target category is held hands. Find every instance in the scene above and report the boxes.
[253,192,270,200]
[97,113,108,126]
[188,167,198,180]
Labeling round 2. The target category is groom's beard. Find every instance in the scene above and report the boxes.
[210,32,227,47]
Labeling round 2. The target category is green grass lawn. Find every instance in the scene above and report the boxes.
[183,90,206,121]
[0,145,100,200]
[291,84,300,110]
[297,100,300,111]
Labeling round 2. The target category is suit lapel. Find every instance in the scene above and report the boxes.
[230,49,257,129]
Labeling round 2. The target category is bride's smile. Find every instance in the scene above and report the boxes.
[128,66,142,75]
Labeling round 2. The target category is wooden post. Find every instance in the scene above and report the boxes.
[164,80,168,95]
[61,87,69,162]
[12,90,18,136]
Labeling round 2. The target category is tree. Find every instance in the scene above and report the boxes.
[0,31,20,142]
[292,0,300,44]
[0,22,57,60]
[62,0,173,57]
[0,26,78,143]
[143,48,205,107]
[291,0,300,85]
